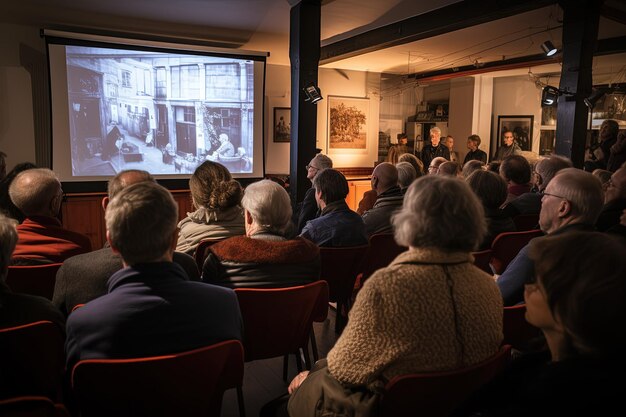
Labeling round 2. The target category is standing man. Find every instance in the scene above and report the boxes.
[463,134,488,164]
[295,153,333,233]
[421,127,450,169]
[494,130,522,161]
[444,135,459,162]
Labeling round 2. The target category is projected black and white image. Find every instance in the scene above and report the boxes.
[65,45,254,176]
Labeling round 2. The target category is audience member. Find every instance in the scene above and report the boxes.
[53,170,199,316]
[596,162,626,232]
[455,232,626,416]
[502,155,572,217]
[486,160,501,173]
[296,153,333,233]
[438,161,461,177]
[0,213,64,329]
[428,156,448,175]
[444,135,459,162]
[497,168,603,306]
[467,170,516,250]
[463,134,487,164]
[421,127,450,169]
[202,180,320,288]
[300,169,367,247]
[494,130,522,161]
[397,152,424,177]
[499,155,532,205]
[65,182,243,367]
[362,162,404,236]
[592,168,613,193]
[462,160,485,178]
[176,161,245,254]
[584,119,618,172]
[608,130,626,172]
[288,176,502,416]
[395,161,417,191]
[0,162,37,223]
[9,168,91,263]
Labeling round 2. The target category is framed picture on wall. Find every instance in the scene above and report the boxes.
[273,107,290,142]
[497,115,534,151]
[327,96,369,153]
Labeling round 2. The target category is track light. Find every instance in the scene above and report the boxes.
[303,83,323,104]
[584,89,607,109]
[541,86,560,106]
[541,41,557,57]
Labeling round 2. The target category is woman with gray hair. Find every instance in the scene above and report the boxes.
[202,180,320,288]
[288,176,503,415]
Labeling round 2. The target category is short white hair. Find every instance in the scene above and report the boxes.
[430,126,442,135]
[0,213,18,280]
[241,180,292,235]
[396,162,417,188]
[312,153,333,170]
[9,168,61,216]
[105,182,178,265]
[393,176,486,251]
[549,168,603,225]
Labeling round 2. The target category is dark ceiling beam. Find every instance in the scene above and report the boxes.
[320,0,557,64]
[595,36,626,56]
[601,5,626,25]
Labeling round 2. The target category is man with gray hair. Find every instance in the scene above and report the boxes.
[362,162,404,236]
[497,168,604,306]
[296,153,333,233]
[65,181,243,367]
[421,127,450,170]
[53,170,199,316]
[0,213,64,329]
[395,161,417,191]
[9,168,91,263]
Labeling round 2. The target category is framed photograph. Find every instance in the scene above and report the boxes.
[328,96,369,152]
[273,107,290,142]
[497,115,534,151]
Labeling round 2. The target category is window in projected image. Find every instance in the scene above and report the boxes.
[66,45,254,176]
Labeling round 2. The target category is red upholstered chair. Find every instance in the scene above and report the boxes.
[360,233,407,282]
[512,213,540,231]
[235,281,329,381]
[0,321,65,401]
[319,245,369,333]
[471,249,493,275]
[193,238,225,271]
[6,263,63,300]
[380,345,512,417]
[490,230,543,275]
[503,304,543,351]
[71,340,245,417]
[0,396,70,417]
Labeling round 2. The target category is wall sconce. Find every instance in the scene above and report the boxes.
[541,86,560,106]
[541,41,558,57]
[303,83,323,104]
[584,89,607,109]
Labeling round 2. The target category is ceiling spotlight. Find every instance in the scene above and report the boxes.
[584,89,607,109]
[541,41,558,57]
[303,83,323,104]
[541,85,560,106]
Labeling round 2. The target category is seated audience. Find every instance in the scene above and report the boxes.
[176,161,245,254]
[499,155,532,205]
[202,180,320,288]
[463,134,488,165]
[9,168,91,263]
[300,169,367,247]
[53,170,199,316]
[584,119,618,172]
[296,153,333,233]
[497,168,603,306]
[65,182,243,367]
[395,161,417,191]
[486,161,501,173]
[0,162,37,223]
[0,213,64,329]
[607,130,626,172]
[438,161,461,177]
[454,232,626,416]
[362,162,404,236]
[501,155,572,217]
[288,176,502,416]
[596,161,626,232]
[467,170,516,250]
[462,159,485,178]
[427,156,448,175]
[592,168,613,193]
[398,152,424,177]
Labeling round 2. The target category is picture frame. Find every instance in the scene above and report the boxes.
[273,107,290,142]
[327,96,369,153]
[496,115,534,151]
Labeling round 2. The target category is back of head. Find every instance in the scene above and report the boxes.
[499,155,531,185]
[592,169,612,186]
[105,182,178,265]
[0,213,18,279]
[373,162,398,192]
[241,179,292,235]
[397,153,424,177]
[462,160,485,178]
[430,157,447,169]
[8,168,60,216]
[467,170,508,210]
[486,161,501,173]
[535,155,572,190]
[189,161,242,210]
[312,169,349,204]
[108,170,155,199]
[438,161,460,177]
[312,153,333,170]
[392,176,486,251]
[529,232,626,355]
[396,162,417,188]
[550,168,603,224]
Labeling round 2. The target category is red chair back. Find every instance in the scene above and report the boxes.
[235,281,328,363]
[361,234,407,281]
[471,249,493,275]
[71,340,245,417]
[490,230,543,275]
[512,213,540,231]
[380,345,512,417]
[0,321,65,401]
[193,238,224,271]
[503,304,542,351]
[6,264,63,300]
[0,396,70,417]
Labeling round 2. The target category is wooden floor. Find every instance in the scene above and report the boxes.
[221,307,339,417]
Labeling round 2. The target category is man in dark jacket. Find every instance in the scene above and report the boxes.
[421,126,450,169]
[362,162,404,236]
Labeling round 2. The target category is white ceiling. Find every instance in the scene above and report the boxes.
[3,0,626,81]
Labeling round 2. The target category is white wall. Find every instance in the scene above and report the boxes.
[448,77,475,162]
[472,75,495,158]
[264,64,291,174]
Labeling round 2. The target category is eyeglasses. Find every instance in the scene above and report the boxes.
[540,191,567,200]
[306,164,319,172]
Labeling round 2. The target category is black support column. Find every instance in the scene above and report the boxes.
[555,0,603,167]
[289,0,321,207]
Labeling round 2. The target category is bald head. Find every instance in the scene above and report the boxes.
[104,170,155,210]
[372,162,398,193]
[534,155,572,191]
[9,168,62,217]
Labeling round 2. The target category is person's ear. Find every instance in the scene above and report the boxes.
[169,227,179,251]
[557,199,571,218]
[101,196,109,211]
[245,210,254,226]
[106,230,121,255]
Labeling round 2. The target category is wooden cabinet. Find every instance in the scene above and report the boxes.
[345,178,372,212]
